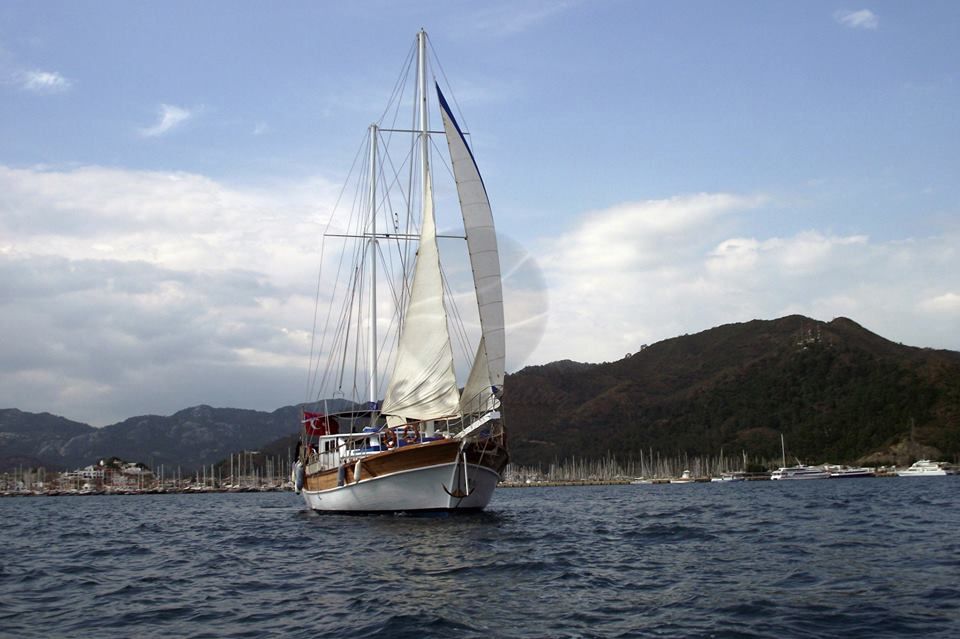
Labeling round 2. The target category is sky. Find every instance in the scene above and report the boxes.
[1,1,958,426]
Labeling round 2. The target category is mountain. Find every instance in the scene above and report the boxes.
[4,315,958,472]
[0,398,360,473]
[0,405,299,472]
[0,409,96,470]
[502,316,960,467]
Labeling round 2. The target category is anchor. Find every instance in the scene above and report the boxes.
[442,450,476,499]
[442,483,476,499]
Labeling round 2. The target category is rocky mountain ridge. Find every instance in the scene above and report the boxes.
[3,315,958,471]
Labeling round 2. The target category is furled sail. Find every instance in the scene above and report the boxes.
[437,84,506,410]
[381,170,461,420]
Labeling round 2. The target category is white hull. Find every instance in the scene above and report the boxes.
[897,469,953,477]
[829,469,875,478]
[770,467,830,480]
[897,460,955,477]
[300,460,500,513]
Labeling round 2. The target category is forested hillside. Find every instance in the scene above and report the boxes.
[503,316,960,466]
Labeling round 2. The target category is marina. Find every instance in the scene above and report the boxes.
[1,459,930,497]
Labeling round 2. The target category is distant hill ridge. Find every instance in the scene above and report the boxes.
[2,316,958,471]
[503,315,960,466]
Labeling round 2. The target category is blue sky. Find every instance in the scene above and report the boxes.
[1,1,958,425]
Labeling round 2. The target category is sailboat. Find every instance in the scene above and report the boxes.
[293,30,509,513]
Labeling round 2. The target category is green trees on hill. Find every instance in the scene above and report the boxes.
[505,316,959,467]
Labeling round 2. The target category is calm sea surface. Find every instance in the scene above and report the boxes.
[1,478,958,638]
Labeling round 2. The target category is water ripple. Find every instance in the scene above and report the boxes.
[2,480,959,637]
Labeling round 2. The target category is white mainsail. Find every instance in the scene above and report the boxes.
[437,85,505,412]
[381,170,460,421]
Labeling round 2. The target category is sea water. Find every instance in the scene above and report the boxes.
[1,478,958,638]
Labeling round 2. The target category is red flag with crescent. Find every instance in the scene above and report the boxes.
[303,412,339,436]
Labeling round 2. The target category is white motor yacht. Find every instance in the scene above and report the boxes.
[770,465,830,480]
[897,460,956,477]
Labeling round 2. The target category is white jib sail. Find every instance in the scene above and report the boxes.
[437,85,506,405]
[381,170,461,421]
[461,337,499,415]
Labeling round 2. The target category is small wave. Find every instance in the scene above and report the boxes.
[626,522,718,543]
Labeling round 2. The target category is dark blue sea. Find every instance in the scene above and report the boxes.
[2,478,959,638]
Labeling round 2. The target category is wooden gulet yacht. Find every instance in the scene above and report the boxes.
[293,30,508,513]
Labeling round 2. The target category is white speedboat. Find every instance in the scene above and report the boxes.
[897,460,956,477]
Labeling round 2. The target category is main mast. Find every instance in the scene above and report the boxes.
[367,124,378,410]
[417,29,428,218]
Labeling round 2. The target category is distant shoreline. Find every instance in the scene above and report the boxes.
[1,486,289,498]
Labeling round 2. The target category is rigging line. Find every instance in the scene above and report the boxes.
[305,235,326,401]
[377,39,417,127]
[376,129,415,227]
[375,296,401,400]
[401,60,421,328]
[440,262,474,374]
[378,49,413,213]
[425,128,474,368]
[381,54,414,149]
[330,183,363,392]
[311,217,361,399]
[321,208,368,395]
[331,264,360,394]
[430,134,457,185]
[307,151,366,400]
[344,182,370,397]
[429,38,472,140]
[321,150,375,400]
[378,307,401,390]
[324,250,362,388]
[349,257,366,399]
[318,146,371,398]
[374,129,417,308]
[375,238,405,317]
[308,132,369,398]
[318,247,363,396]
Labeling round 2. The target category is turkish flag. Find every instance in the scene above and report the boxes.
[303,412,339,436]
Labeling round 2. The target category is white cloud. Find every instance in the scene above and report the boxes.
[3,166,958,424]
[526,193,960,366]
[920,292,960,314]
[834,9,879,30]
[0,164,340,424]
[542,193,764,272]
[18,69,72,93]
[469,1,578,36]
[140,104,194,137]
